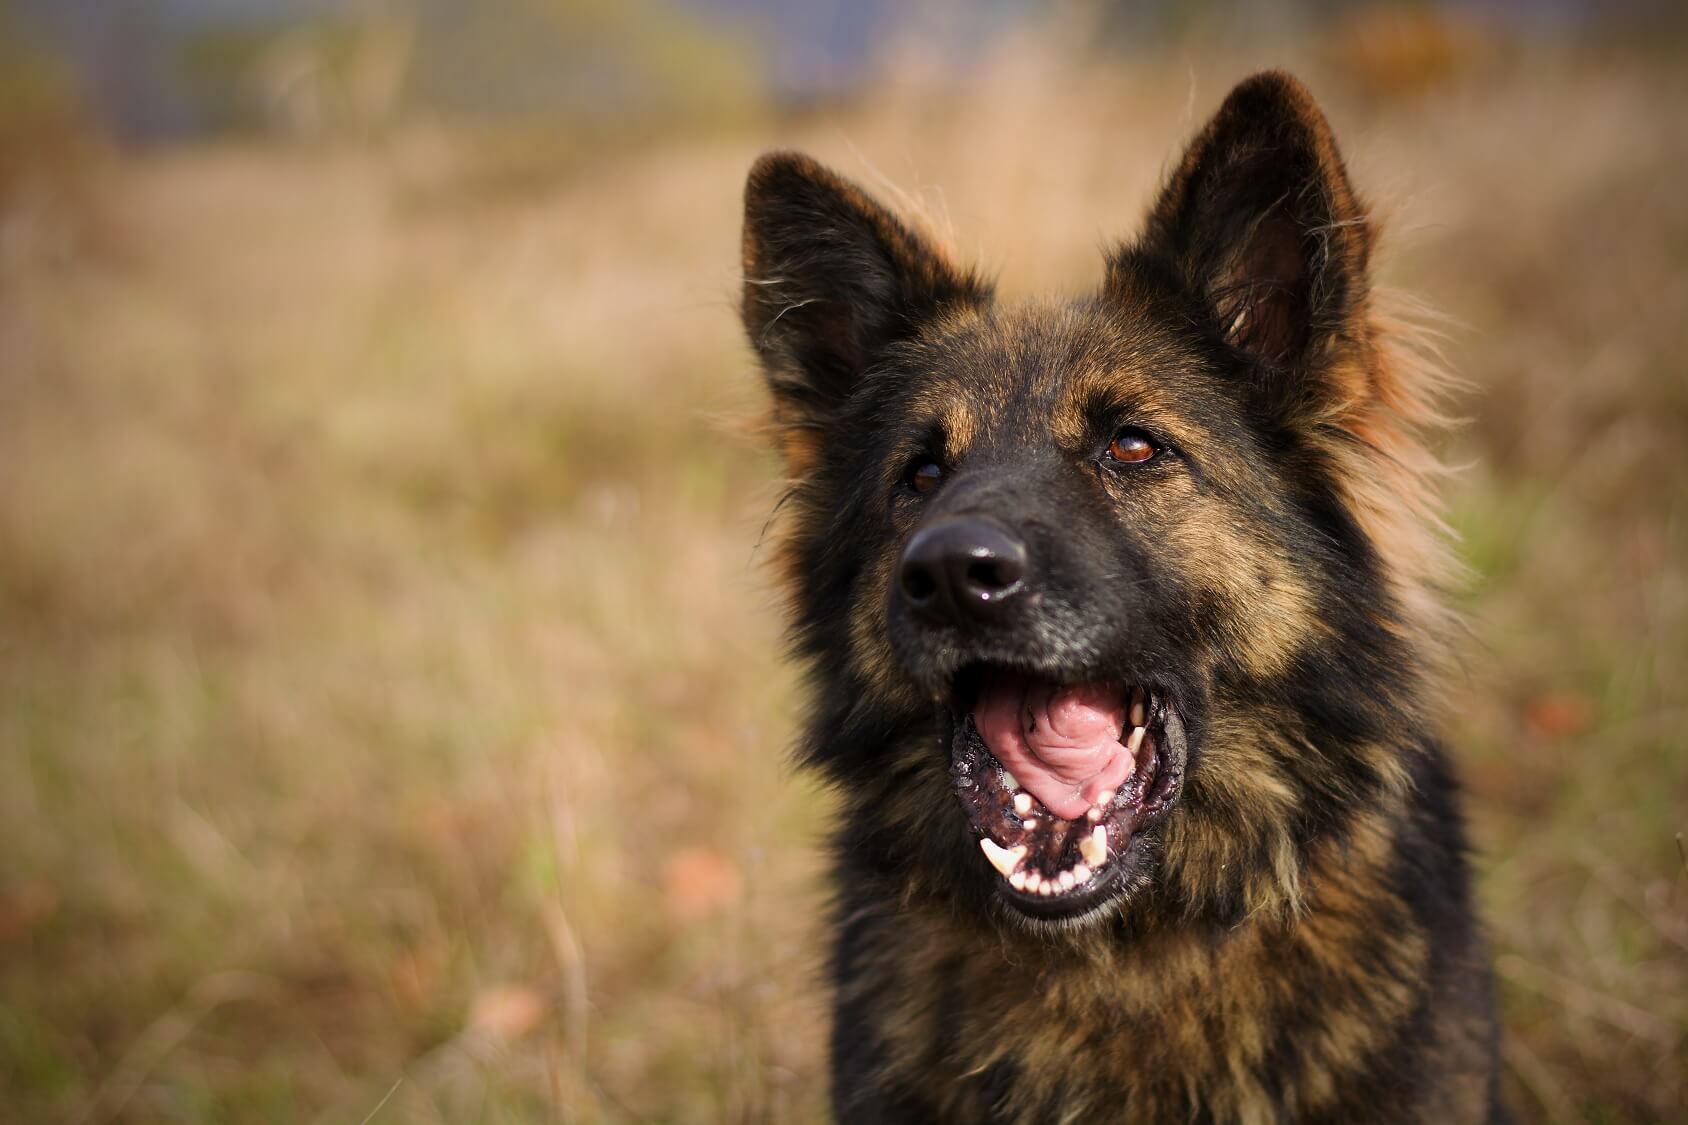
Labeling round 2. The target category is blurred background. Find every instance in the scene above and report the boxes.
[0,0,1683,1121]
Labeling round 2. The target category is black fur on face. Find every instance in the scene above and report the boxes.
[743,73,1428,931]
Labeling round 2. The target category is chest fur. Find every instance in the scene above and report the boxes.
[833,894,1453,1123]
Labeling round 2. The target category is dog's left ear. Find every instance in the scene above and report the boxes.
[1116,71,1372,387]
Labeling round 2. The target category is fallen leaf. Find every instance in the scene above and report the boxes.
[469,985,547,1041]
[0,881,59,944]
[1523,694,1594,741]
[663,847,742,922]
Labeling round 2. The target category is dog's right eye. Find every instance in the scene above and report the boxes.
[908,461,943,494]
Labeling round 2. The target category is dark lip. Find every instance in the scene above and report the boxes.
[892,619,1116,703]
[945,671,1188,922]
[947,661,1139,711]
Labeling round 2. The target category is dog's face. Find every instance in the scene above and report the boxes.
[868,303,1317,921]
[744,74,1423,927]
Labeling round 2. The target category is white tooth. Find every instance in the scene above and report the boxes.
[1001,769,1020,791]
[1022,817,1038,831]
[1024,872,1042,891]
[1130,690,1146,729]
[1058,871,1075,892]
[1126,726,1146,755]
[979,838,1026,879]
[1013,792,1033,816]
[1009,870,1028,891]
[1072,864,1092,883]
[1040,881,1055,896]
[1079,826,1108,868]
[1097,789,1115,809]
[1086,805,1103,822]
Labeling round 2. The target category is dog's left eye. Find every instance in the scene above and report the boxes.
[1106,428,1160,465]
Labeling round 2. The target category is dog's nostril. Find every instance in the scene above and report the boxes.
[902,563,938,603]
[965,559,1016,593]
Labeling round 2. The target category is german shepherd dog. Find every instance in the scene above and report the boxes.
[740,72,1507,1123]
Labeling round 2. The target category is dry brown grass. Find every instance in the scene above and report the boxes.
[1,30,1684,1124]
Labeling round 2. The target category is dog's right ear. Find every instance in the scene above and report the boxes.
[742,153,988,469]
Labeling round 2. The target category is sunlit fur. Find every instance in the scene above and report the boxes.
[743,71,1506,1124]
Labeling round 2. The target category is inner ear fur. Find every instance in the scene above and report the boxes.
[1114,71,1374,387]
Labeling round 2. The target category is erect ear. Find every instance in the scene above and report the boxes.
[741,152,988,456]
[1117,71,1372,379]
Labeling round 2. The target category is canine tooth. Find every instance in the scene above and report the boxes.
[1126,726,1146,755]
[1013,792,1033,816]
[1058,871,1075,892]
[1072,864,1092,883]
[1001,769,1020,790]
[979,838,1026,879]
[1130,689,1146,729]
[1079,826,1108,868]
[1009,870,1028,891]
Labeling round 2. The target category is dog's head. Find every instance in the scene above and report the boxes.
[742,73,1450,928]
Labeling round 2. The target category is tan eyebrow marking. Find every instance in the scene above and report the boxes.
[938,397,977,461]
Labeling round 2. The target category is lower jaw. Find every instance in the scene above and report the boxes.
[995,847,1135,920]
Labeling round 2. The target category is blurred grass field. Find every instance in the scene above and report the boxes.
[1,18,1686,1125]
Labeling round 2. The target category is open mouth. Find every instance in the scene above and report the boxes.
[949,667,1185,919]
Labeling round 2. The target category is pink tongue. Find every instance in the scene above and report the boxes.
[973,673,1134,820]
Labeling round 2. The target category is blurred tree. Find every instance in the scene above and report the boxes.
[178,14,412,137]
[402,0,765,126]
[0,0,100,221]
[13,0,768,142]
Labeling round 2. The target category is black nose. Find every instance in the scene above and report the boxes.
[898,518,1028,625]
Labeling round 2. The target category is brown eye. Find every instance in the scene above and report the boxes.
[1106,429,1158,465]
[909,461,943,494]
